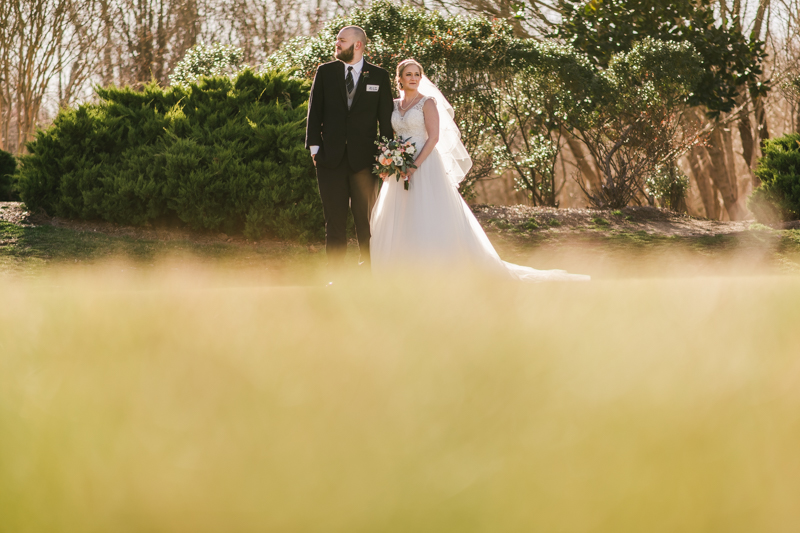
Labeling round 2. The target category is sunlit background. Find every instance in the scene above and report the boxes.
[3,0,800,530]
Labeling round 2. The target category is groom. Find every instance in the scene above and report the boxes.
[305,26,394,267]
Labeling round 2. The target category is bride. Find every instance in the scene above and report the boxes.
[369,59,590,282]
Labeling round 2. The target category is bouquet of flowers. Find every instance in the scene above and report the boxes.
[373,136,417,190]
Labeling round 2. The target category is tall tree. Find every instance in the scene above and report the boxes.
[552,0,769,218]
[0,0,97,153]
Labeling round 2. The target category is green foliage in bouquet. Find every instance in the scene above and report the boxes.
[18,70,323,241]
[0,149,18,201]
[747,134,800,223]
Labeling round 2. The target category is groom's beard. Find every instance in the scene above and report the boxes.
[335,44,355,63]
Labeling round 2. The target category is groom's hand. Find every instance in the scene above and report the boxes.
[311,154,316,167]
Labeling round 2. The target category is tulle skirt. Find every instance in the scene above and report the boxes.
[370,147,590,282]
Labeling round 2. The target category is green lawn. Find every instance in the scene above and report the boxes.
[0,221,324,282]
[4,219,800,281]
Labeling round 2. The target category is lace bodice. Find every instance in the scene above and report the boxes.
[391,96,433,145]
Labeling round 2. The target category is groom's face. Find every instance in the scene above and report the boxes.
[335,42,355,63]
[334,30,356,62]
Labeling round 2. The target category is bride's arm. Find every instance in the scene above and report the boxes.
[407,99,439,178]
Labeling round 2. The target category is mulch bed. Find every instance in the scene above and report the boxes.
[471,204,758,237]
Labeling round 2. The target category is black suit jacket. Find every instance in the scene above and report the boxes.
[305,60,394,172]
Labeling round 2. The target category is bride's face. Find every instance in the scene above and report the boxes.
[401,66,421,91]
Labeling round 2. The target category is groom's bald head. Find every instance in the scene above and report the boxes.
[335,26,368,63]
[341,26,367,48]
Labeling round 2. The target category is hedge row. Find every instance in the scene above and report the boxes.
[0,149,17,201]
[18,70,323,241]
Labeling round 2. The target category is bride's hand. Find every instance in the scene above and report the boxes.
[405,168,417,181]
[380,172,389,181]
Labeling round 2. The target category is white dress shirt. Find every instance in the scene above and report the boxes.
[310,57,365,156]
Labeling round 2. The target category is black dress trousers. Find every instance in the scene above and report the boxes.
[316,148,380,265]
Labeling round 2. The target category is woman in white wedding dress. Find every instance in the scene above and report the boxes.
[370,59,589,282]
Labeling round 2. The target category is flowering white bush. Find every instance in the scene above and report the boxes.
[170,43,245,87]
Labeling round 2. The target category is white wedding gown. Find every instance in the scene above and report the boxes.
[370,96,590,282]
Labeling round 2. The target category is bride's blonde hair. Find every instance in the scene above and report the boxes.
[395,59,424,92]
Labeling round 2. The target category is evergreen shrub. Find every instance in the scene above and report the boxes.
[0,149,17,201]
[18,70,323,241]
[747,133,800,223]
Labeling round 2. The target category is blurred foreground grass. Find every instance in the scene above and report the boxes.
[1,266,800,532]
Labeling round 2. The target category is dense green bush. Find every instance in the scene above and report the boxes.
[569,38,704,209]
[18,69,323,241]
[0,149,17,201]
[554,0,767,116]
[747,133,800,222]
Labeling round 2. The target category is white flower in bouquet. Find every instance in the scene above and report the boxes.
[373,135,417,191]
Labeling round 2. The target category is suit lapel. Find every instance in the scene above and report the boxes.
[336,61,348,107]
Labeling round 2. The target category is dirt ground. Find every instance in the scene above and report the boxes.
[3,201,799,244]
[471,204,800,236]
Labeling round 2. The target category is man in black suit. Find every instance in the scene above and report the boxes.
[305,26,394,268]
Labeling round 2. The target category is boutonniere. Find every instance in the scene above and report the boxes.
[363,71,370,79]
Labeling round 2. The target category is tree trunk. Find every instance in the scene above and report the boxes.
[562,128,601,191]
[702,126,746,220]
[687,146,720,219]
[736,97,757,170]
[750,0,771,146]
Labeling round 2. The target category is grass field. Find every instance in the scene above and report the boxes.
[4,217,800,280]
[2,220,800,532]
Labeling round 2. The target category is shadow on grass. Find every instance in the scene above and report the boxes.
[489,225,800,278]
[0,222,234,263]
[0,222,325,280]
